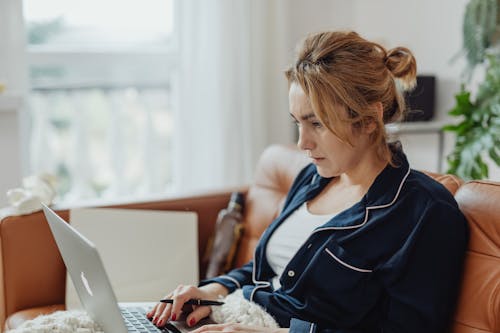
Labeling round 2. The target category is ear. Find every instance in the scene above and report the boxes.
[363,102,383,134]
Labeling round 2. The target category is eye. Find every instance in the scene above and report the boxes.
[311,121,323,129]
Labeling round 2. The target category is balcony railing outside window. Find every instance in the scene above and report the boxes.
[29,85,174,202]
[24,0,176,203]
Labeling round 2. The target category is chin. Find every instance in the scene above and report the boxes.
[316,167,339,178]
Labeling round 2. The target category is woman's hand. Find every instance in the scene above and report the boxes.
[192,323,288,333]
[147,283,229,328]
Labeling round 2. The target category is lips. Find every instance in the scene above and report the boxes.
[311,157,324,164]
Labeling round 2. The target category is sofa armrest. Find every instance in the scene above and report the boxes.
[0,187,247,330]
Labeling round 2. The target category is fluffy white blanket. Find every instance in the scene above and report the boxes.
[8,290,279,332]
[7,310,102,333]
[209,289,279,328]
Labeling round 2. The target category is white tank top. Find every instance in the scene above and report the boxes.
[266,202,336,289]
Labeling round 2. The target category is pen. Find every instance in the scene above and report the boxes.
[160,299,224,306]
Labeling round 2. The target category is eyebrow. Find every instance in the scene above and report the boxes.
[290,113,317,121]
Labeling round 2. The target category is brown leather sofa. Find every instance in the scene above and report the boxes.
[0,144,499,332]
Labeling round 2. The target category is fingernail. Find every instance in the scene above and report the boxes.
[157,319,164,327]
[189,318,196,327]
[153,317,157,324]
[171,313,177,321]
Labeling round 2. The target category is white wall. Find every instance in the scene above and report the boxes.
[351,0,468,121]
[267,0,356,146]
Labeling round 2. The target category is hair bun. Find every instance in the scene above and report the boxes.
[385,47,417,91]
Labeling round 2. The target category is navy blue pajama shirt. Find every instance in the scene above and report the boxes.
[200,146,468,333]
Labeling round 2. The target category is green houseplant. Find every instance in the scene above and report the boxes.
[444,0,500,180]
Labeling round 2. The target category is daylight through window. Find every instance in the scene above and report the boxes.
[23,0,177,203]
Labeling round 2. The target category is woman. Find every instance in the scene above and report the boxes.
[148,31,468,333]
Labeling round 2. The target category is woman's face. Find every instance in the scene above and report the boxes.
[289,83,371,178]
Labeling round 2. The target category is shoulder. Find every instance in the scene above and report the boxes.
[403,170,461,211]
[375,171,468,276]
[393,170,468,239]
[371,168,467,235]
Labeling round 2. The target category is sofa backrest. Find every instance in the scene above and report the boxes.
[234,144,309,267]
[453,180,500,333]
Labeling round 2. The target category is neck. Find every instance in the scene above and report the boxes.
[339,147,387,189]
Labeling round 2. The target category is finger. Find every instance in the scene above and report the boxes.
[171,285,200,321]
[152,303,167,324]
[149,292,172,320]
[156,303,173,327]
[166,284,186,321]
[186,305,212,328]
[146,303,157,319]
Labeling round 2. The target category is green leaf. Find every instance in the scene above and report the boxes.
[442,124,461,132]
[445,0,500,180]
[477,155,489,178]
[489,146,500,164]
[449,91,473,117]
[455,120,474,135]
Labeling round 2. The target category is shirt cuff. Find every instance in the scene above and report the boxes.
[290,318,315,333]
[198,275,241,293]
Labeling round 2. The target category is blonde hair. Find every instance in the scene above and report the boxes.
[285,31,417,165]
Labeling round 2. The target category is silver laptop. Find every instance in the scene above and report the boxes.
[42,204,200,333]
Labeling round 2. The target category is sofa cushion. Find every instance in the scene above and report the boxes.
[0,211,68,327]
[452,180,500,333]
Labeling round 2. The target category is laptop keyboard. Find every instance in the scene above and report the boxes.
[120,306,170,333]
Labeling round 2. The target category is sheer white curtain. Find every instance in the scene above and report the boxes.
[173,0,291,192]
[0,0,28,207]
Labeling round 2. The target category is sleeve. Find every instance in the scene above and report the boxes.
[377,201,469,333]
[249,289,374,333]
[198,260,254,293]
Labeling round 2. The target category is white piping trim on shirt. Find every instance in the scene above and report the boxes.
[309,323,315,333]
[313,165,411,232]
[250,281,271,301]
[251,243,272,301]
[324,248,372,273]
[368,165,411,210]
[219,275,241,289]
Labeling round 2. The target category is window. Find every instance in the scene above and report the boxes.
[23,0,177,203]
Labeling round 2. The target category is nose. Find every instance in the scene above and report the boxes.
[297,127,314,151]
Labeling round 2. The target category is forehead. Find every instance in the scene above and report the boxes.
[289,83,315,117]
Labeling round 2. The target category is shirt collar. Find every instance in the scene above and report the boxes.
[309,144,411,230]
[363,143,410,208]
